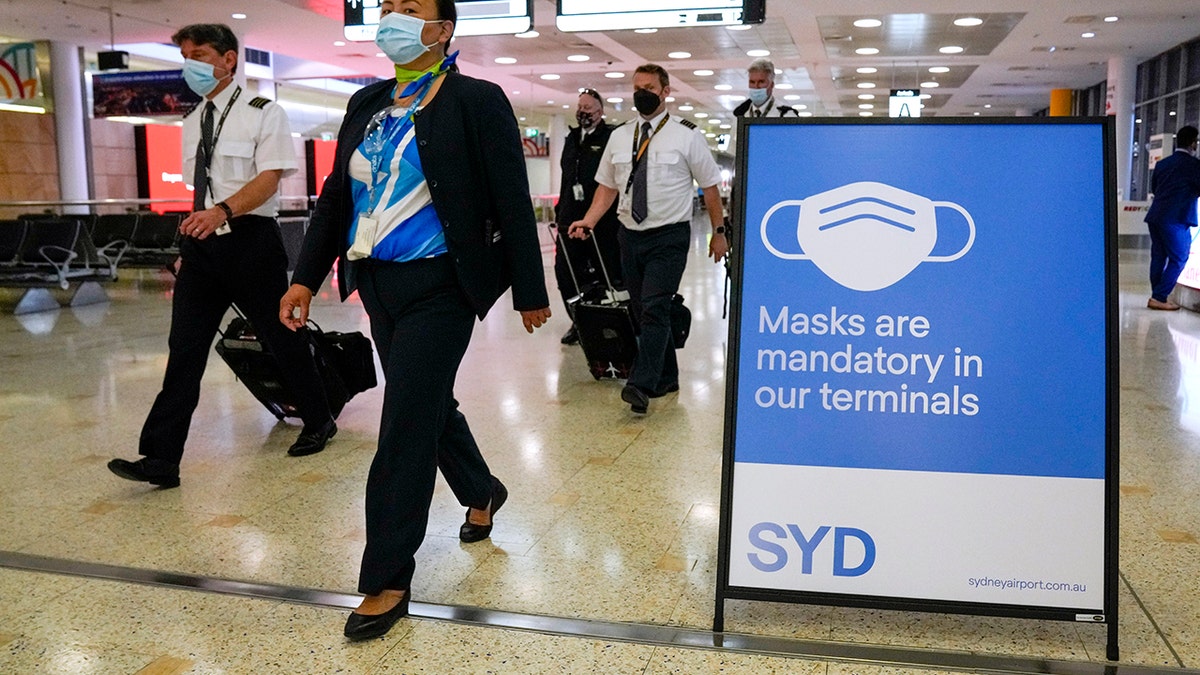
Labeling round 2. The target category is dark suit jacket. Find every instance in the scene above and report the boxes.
[555,121,620,229]
[293,71,549,319]
[1146,149,1200,227]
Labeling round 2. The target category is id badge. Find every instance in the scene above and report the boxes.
[347,214,378,260]
[215,222,232,236]
[572,183,585,201]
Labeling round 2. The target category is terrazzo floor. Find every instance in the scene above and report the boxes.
[0,218,1197,673]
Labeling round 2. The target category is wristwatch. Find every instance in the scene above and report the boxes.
[215,201,234,220]
[714,225,726,235]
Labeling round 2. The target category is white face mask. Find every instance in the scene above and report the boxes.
[760,181,976,291]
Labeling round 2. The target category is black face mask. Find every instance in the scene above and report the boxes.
[633,88,661,116]
[576,110,598,129]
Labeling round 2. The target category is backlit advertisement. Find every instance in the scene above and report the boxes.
[135,124,192,214]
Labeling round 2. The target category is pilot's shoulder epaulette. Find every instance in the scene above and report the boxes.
[676,117,697,130]
[248,96,272,109]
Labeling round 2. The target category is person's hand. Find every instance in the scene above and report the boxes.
[279,284,314,331]
[709,232,728,263]
[567,219,594,240]
[180,207,228,240]
[520,307,552,334]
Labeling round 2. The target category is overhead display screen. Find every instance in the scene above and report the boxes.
[556,0,764,32]
[344,0,532,41]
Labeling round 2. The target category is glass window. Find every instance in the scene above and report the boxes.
[1146,100,1162,139]
[1186,89,1200,127]
[1147,56,1163,99]
[1167,49,1183,91]
[1188,40,1200,86]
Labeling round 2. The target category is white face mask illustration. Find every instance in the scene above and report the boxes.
[760,181,975,291]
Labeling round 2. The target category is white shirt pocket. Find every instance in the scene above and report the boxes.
[220,140,256,182]
[649,150,681,183]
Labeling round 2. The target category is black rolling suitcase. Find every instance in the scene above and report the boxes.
[556,225,638,380]
[214,308,376,420]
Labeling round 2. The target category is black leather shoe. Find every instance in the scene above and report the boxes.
[459,477,508,543]
[344,591,410,641]
[649,382,679,398]
[621,383,650,414]
[560,324,580,345]
[107,458,180,488]
[288,419,337,457]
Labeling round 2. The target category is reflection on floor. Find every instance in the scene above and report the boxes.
[0,225,1197,673]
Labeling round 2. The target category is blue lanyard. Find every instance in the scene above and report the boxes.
[362,75,437,216]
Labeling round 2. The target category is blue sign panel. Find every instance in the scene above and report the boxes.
[720,119,1113,616]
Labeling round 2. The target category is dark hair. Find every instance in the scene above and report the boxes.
[1178,125,1199,148]
[635,64,670,89]
[433,0,457,39]
[171,24,239,73]
[579,88,603,108]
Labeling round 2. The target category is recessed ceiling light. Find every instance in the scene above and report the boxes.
[563,104,570,109]
[494,57,517,64]
[727,25,752,31]
[540,74,560,80]
[512,90,520,95]
[567,54,590,62]
[665,96,676,102]
[859,103,874,109]
[333,41,346,46]
[784,94,801,101]
[928,66,950,73]
[856,47,880,55]
[1081,32,1095,39]
[1169,110,1178,116]
[678,104,694,111]
[747,49,770,57]
[546,100,554,104]
[984,104,992,108]
[953,17,983,27]
[634,28,658,34]
[231,13,247,20]
[919,94,932,99]
[606,97,623,103]
[694,69,714,76]
[774,68,783,74]
[795,104,808,110]
[798,111,813,117]
[518,116,526,121]
[974,111,980,116]
[706,132,716,138]
[857,67,877,74]
[376,53,386,58]
[853,19,882,28]
[708,118,720,124]
[605,72,625,79]
[858,93,875,100]
[695,112,709,118]
[515,30,539,38]
[939,45,964,54]
[720,124,731,129]
[921,81,940,88]
[857,82,876,89]
[859,111,873,116]
[1104,16,1118,23]
[714,84,733,91]
[729,95,746,101]
[775,83,793,89]
[668,51,692,59]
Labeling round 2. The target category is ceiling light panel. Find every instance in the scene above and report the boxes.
[818,13,1024,58]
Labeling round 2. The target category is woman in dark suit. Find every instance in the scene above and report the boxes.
[279,0,551,640]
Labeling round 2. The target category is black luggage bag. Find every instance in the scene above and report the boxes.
[215,312,376,420]
[556,225,638,380]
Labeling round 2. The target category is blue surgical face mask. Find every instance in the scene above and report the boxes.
[182,58,228,97]
[375,12,442,65]
[748,86,770,106]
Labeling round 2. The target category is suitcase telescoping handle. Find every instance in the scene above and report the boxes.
[549,223,623,305]
[164,258,249,336]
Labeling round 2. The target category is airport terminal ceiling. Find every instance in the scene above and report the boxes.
[1,0,1199,126]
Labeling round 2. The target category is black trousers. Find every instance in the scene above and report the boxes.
[138,216,332,464]
[354,256,493,595]
[619,221,690,394]
[553,217,622,318]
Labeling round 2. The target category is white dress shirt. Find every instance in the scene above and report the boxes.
[182,84,298,217]
[594,110,723,231]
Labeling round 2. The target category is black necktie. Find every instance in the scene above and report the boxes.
[192,101,216,212]
[631,121,652,223]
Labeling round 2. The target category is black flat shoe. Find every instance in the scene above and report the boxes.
[459,477,508,543]
[561,324,580,345]
[344,591,410,641]
[288,419,337,457]
[649,382,679,398]
[107,458,180,488]
[621,383,649,413]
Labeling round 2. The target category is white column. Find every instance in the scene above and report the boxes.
[1106,56,1137,200]
[549,114,568,197]
[50,42,90,215]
